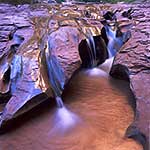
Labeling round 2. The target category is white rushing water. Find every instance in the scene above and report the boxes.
[56,97,64,108]
[49,106,80,136]
[86,36,97,67]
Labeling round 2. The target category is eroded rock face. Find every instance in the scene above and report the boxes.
[110,2,150,149]
[0,3,149,150]
[0,3,111,128]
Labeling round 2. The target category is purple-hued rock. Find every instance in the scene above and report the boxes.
[110,2,150,149]
[0,3,109,128]
[0,3,150,150]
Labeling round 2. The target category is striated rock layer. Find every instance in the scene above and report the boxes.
[110,2,150,150]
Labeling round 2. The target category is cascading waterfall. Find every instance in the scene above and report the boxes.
[51,13,132,133]
[55,97,64,108]
[44,38,80,132]
[103,21,130,59]
[86,36,97,68]
[44,39,65,108]
[104,24,118,58]
[84,19,131,74]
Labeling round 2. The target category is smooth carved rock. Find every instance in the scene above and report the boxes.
[110,2,150,150]
[0,20,81,127]
[0,3,110,128]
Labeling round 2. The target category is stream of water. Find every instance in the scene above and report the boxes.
[0,63,142,150]
[86,36,97,67]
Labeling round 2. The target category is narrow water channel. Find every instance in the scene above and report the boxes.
[0,66,142,150]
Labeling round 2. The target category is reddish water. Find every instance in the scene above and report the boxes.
[0,67,142,150]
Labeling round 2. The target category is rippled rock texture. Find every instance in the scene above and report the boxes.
[0,2,149,150]
[110,2,150,150]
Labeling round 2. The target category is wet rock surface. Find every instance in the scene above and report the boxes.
[0,1,149,150]
[0,3,109,127]
[110,2,150,149]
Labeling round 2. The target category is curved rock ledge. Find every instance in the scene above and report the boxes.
[110,2,150,150]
